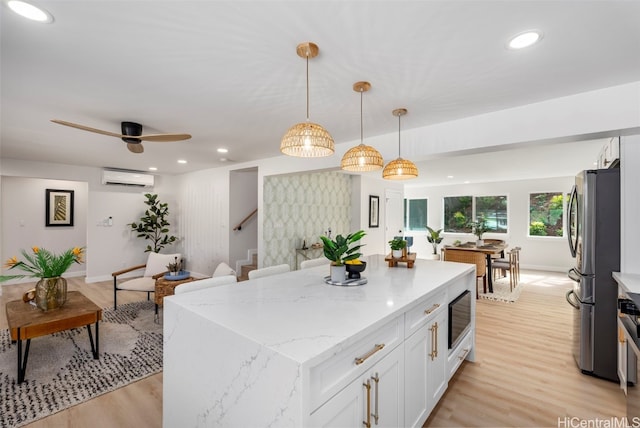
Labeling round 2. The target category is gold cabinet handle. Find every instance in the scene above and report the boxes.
[371,373,379,425]
[424,303,440,315]
[429,322,439,360]
[363,379,371,428]
[355,343,385,365]
[458,348,470,361]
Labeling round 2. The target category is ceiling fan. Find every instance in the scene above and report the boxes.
[51,119,192,153]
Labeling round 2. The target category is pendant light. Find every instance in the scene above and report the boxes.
[382,108,418,180]
[280,42,335,157]
[340,81,384,171]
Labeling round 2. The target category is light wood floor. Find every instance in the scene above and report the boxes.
[0,271,624,428]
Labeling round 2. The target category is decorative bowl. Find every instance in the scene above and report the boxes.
[345,261,366,279]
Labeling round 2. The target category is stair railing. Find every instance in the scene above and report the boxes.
[233,208,257,231]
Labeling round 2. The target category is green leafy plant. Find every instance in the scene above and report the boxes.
[129,193,177,253]
[426,226,443,255]
[388,237,407,251]
[320,230,366,266]
[1,246,84,281]
[529,221,546,236]
[469,216,490,240]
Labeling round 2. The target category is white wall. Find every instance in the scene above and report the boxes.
[1,159,180,283]
[405,176,575,271]
[620,135,640,274]
[1,177,88,281]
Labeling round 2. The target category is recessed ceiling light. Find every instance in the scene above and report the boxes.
[7,0,54,23]
[219,158,228,162]
[464,180,470,184]
[447,175,454,179]
[177,159,187,164]
[217,148,228,154]
[148,167,158,171]
[507,30,542,49]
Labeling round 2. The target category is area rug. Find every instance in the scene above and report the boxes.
[478,276,524,303]
[0,300,162,428]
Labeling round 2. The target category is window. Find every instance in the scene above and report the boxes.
[444,196,472,233]
[529,192,564,237]
[404,198,427,231]
[444,195,508,234]
[476,196,508,232]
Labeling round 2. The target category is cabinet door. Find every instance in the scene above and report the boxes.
[404,323,429,428]
[371,344,404,428]
[308,374,367,427]
[427,310,448,410]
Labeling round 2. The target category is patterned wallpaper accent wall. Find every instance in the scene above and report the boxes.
[263,171,352,269]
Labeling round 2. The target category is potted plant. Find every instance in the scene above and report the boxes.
[469,216,490,246]
[320,230,366,282]
[389,237,407,259]
[129,193,177,253]
[166,256,181,276]
[426,226,443,259]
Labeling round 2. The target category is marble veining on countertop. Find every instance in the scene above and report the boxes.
[165,254,473,364]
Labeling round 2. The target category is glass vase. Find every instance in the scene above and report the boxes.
[35,276,68,311]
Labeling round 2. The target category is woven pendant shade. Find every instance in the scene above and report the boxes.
[280,42,335,158]
[281,121,334,157]
[382,157,419,180]
[341,81,383,171]
[341,143,384,171]
[383,108,418,180]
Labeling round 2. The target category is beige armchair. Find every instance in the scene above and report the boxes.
[443,248,486,299]
[112,252,181,309]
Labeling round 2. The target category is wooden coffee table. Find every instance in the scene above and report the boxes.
[5,291,102,383]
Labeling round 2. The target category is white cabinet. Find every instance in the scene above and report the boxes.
[404,294,448,428]
[309,344,404,428]
[619,317,629,395]
[597,136,620,169]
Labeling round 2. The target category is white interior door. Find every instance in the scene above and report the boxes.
[385,189,404,248]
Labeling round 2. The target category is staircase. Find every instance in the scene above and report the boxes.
[238,253,257,281]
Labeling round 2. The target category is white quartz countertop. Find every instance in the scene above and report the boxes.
[165,255,473,365]
[613,272,640,295]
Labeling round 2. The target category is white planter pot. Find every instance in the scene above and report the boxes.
[330,265,346,283]
[427,253,440,261]
[392,249,403,259]
[476,239,484,246]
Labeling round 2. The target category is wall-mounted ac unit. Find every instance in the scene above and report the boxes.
[101,169,155,187]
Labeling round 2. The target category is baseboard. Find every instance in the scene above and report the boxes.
[520,264,569,273]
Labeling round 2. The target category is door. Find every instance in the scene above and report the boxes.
[385,189,404,249]
[404,324,429,428]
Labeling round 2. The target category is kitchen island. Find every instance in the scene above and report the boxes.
[163,254,476,427]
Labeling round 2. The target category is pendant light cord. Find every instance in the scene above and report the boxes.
[360,90,364,144]
[397,113,401,158]
[306,55,310,121]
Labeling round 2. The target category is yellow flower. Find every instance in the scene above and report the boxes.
[32,246,39,254]
[4,256,18,268]
[72,247,82,256]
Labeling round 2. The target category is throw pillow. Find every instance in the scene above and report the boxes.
[212,261,236,277]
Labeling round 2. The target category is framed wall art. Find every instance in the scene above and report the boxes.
[46,189,74,227]
[369,195,380,228]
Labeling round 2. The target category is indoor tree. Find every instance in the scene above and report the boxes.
[129,193,177,253]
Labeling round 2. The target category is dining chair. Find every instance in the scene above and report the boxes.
[443,248,487,299]
[248,264,291,280]
[491,249,518,291]
[174,275,237,294]
[300,257,329,270]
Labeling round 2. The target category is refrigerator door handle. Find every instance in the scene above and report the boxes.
[566,289,580,309]
[567,185,578,258]
[568,267,583,283]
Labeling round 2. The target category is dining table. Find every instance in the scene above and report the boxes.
[443,241,508,293]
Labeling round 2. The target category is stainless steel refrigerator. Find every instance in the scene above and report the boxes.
[566,168,620,382]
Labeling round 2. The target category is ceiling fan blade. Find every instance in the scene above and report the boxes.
[51,119,123,138]
[127,143,144,153]
[138,133,192,142]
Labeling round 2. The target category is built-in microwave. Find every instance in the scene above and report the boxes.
[449,290,471,349]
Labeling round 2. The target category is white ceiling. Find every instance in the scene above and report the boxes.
[2,1,639,182]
